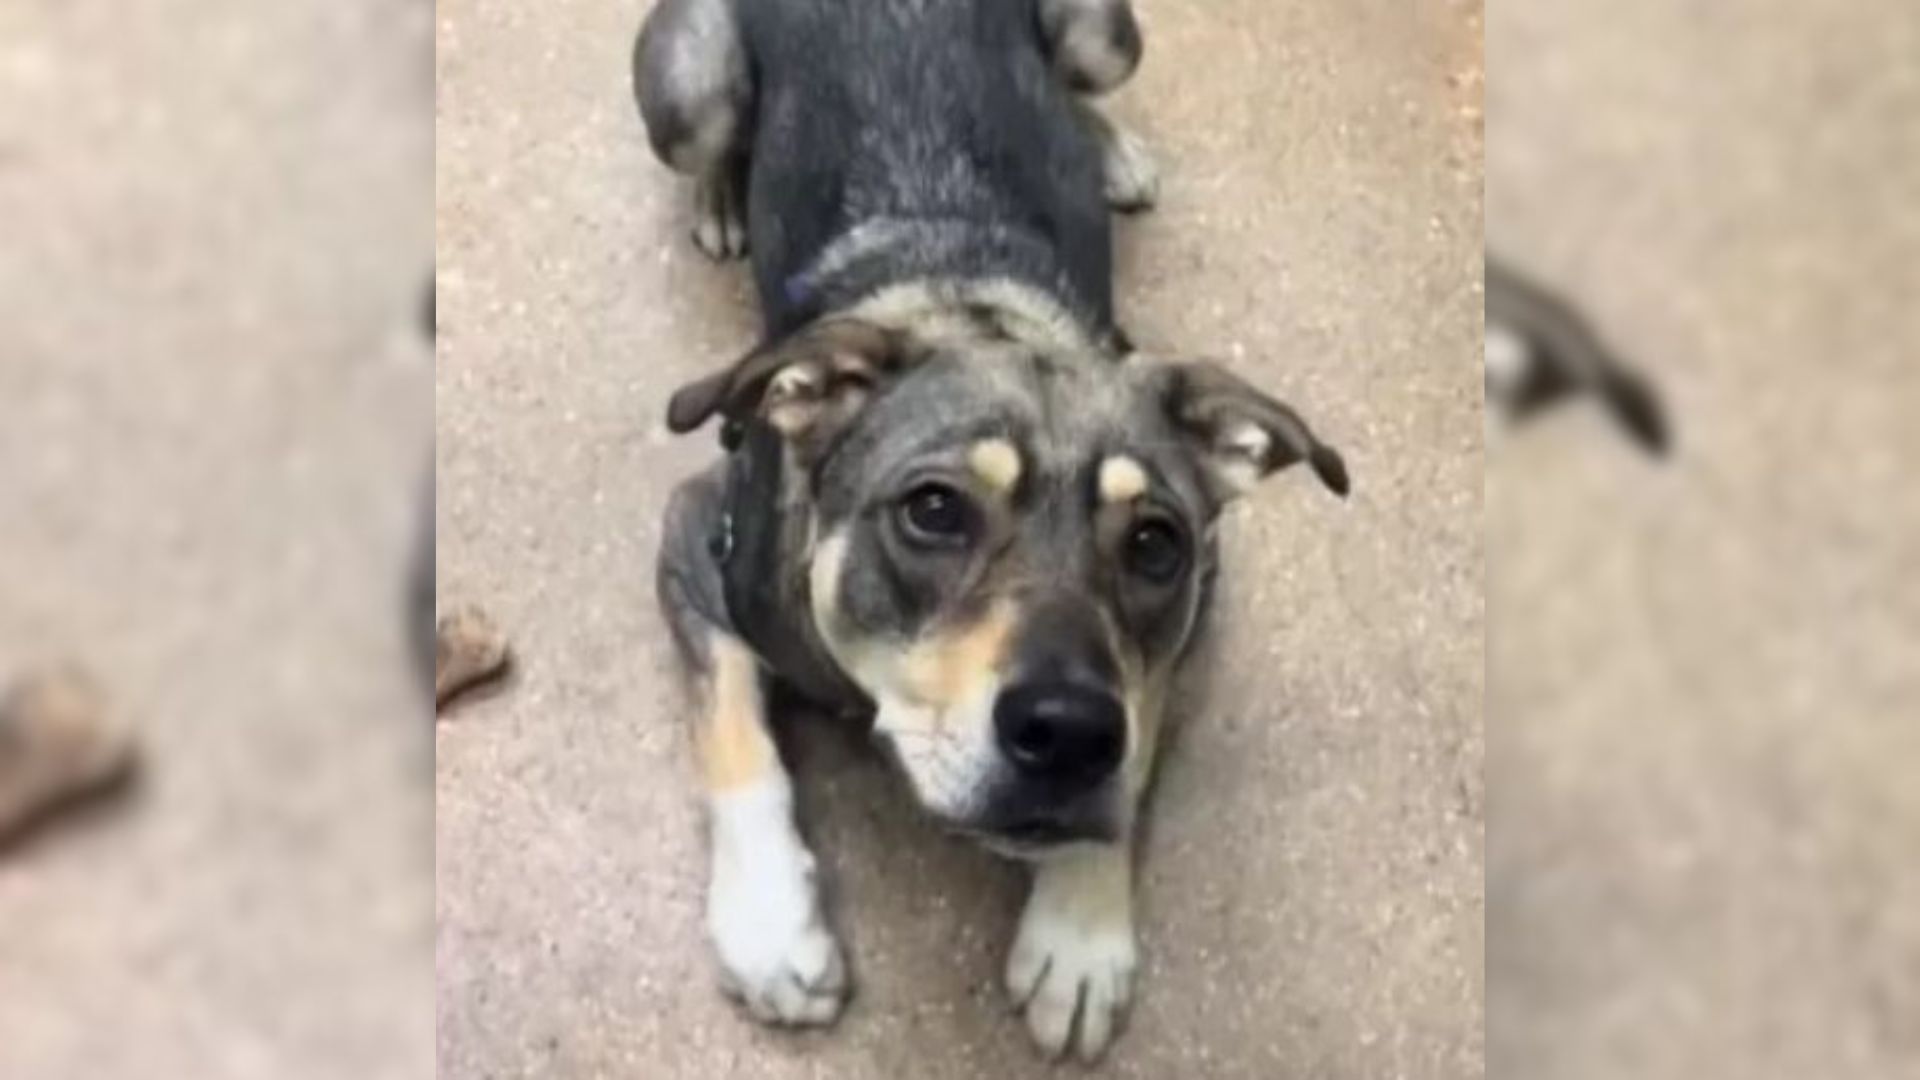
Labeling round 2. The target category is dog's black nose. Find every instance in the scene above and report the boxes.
[994,683,1125,788]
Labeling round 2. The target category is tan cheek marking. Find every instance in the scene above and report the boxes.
[1093,600,1168,801]
[968,438,1023,494]
[808,533,852,653]
[700,634,776,791]
[902,601,1018,711]
[809,529,902,707]
[1123,669,1172,801]
[1098,455,1149,503]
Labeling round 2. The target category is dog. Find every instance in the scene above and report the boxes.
[636,0,1347,1059]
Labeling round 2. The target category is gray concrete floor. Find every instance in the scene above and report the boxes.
[1488,1,1920,1078]
[0,3,433,1079]
[436,0,1484,1077]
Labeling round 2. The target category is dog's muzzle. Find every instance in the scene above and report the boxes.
[949,677,1126,851]
[993,681,1126,793]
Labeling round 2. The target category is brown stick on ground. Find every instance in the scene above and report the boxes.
[436,605,511,712]
[0,666,136,845]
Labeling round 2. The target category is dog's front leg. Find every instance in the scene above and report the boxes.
[695,631,848,1025]
[1007,841,1139,1061]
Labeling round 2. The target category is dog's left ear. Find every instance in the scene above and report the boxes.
[1151,361,1350,501]
[666,319,913,458]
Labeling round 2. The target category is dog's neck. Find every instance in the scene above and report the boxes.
[837,276,1112,355]
[768,215,1116,347]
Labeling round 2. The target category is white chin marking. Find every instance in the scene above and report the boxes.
[706,779,848,1026]
[873,688,1000,823]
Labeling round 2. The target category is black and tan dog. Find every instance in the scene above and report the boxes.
[637,0,1346,1059]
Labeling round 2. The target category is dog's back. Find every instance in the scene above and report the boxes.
[737,0,1113,336]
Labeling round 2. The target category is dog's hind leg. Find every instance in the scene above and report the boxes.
[658,475,849,1025]
[1039,0,1143,94]
[1040,0,1158,212]
[633,0,752,259]
[1075,99,1159,213]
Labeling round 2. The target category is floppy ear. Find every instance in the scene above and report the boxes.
[1154,361,1350,501]
[665,319,912,457]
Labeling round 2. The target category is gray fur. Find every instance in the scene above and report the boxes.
[656,464,733,674]
[632,0,749,175]
[633,0,1156,327]
[811,347,1219,672]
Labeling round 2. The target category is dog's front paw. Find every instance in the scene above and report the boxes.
[706,788,848,1026]
[1005,864,1138,1062]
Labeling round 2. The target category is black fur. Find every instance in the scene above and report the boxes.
[730,0,1115,337]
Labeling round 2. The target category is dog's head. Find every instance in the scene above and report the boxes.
[669,316,1346,855]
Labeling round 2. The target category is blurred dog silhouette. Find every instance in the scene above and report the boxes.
[1485,259,1670,455]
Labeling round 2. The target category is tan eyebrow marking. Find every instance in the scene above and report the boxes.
[968,438,1023,493]
[1098,455,1150,503]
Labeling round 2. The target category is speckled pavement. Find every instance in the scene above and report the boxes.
[435,0,1484,1076]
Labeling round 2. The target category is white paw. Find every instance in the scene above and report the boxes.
[1103,126,1159,213]
[706,785,848,1026]
[691,171,748,260]
[1006,884,1138,1061]
[692,206,747,260]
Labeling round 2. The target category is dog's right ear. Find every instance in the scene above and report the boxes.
[1148,360,1350,502]
[666,319,913,457]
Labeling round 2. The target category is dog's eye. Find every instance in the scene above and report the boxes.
[898,483,976,548]
[1123,519,1187,584]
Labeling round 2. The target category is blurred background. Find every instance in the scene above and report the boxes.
[1487,1,1919,1078]
[0,2,432,1078]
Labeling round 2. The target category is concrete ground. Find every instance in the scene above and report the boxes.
[0,2,433,1079]
[1488,1,1920,1078]
[436,1,1484,1077]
